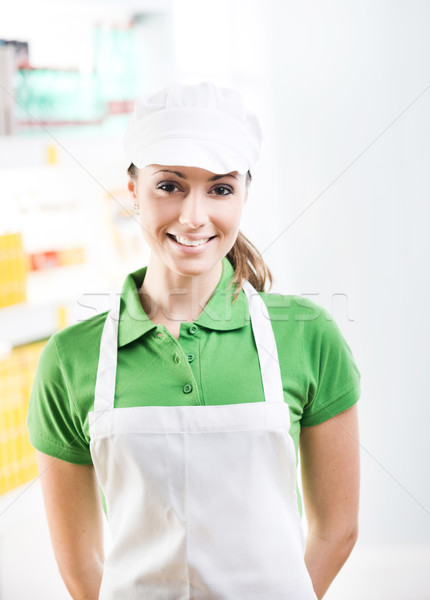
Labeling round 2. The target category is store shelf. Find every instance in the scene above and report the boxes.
[0,130,126,169]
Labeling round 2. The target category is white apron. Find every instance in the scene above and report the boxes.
[89,279,317,599]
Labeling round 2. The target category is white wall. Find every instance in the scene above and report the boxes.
[260,0,430,546]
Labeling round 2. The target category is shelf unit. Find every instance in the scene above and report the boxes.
[0,0,173,498]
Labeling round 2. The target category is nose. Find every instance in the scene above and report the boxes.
[178,190,210,229]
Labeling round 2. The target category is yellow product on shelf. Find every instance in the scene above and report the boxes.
[46,143,58,165]
[56,304,68,330]
[0,340,46,495]
[0,232,28,308]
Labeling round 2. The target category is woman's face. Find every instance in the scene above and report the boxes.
[129,164,248,277]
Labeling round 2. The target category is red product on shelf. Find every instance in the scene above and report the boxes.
[29,250,60,271]
[108,100,134,114]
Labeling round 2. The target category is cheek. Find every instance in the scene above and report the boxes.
[218,201,244,233]
[210,216,241,244]
[137,206,164,246]
[140,198,176,229]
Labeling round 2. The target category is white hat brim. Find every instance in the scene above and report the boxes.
[131,137,250,175]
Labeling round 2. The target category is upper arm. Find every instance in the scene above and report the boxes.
[300,299,361,427]
[37,451,104,577]
[299,405,360,535]
[27,334,93,465]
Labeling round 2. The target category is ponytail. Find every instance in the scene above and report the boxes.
[226,231,273,301]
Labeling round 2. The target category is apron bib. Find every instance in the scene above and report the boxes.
[89,279,317,599]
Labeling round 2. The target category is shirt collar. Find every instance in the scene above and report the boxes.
[118,256,250,348]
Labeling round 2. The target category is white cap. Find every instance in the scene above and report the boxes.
[124,81,262,174]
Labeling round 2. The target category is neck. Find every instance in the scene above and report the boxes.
[139,256,223,323]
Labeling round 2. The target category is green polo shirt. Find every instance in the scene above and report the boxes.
[27,257,361,469]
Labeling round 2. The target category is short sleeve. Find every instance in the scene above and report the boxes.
[26,335,92,465]
[300,299,361,427]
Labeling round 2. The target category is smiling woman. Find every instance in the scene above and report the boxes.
[127,161,266,299]
[27,81,361,600]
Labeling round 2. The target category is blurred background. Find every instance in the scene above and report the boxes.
[0,0,429,598]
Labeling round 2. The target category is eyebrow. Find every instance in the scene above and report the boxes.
[152,169,238,181]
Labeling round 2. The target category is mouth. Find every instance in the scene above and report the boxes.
[166,233,217,252]
[167,233,217,247]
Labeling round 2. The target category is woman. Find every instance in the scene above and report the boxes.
[27,81,361,599]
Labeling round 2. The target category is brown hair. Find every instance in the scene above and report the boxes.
[128,163,273,300]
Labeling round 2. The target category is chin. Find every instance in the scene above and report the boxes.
[168,256,222,278]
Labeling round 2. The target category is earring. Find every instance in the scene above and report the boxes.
[134,201,140,215]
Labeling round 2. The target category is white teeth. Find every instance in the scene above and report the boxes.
[173,235,211,247]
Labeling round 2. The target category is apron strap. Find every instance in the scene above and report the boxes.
[93,293,121,413]
[242,280,285,405]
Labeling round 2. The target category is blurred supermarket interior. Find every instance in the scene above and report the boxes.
[1,1,430,598]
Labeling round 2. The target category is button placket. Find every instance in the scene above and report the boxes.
[174,322,202,404]
[185,324,204,403]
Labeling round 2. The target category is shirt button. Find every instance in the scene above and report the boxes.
[189,324,198,334]
[174,353,181,364]
[187,353,195,363]
[183,383,193,394]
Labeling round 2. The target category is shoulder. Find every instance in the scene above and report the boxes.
[34,310,109,392]
[258,291,331,329]
[55,309,109,343]
[260,290,345,325]
[257,290,352,365]
[49,310,109,366]
[259,290,357,361]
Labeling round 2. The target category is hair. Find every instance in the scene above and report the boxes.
[128,163,273,301]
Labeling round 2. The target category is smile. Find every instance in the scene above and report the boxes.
[167,233,217,252]
[170,234,215,247]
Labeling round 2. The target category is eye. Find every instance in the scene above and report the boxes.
[211,185,233,196]
[156,181,181,193]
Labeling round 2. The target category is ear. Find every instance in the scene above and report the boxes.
[128,179,137,198]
